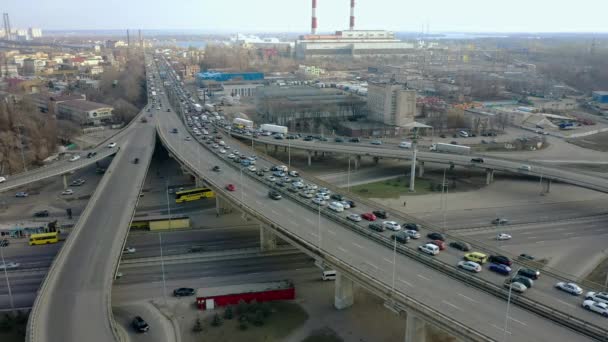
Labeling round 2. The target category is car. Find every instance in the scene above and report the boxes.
[496,233,512,241]
[488,263,512,275]
[519,165,532,171]
[226,184,236,192]
[316,192,330,200]
[369,223,385,232]
[312,197,327,206]
[132,316,150,333]
[0,239,9,247]
[185,136,191,141]
[585,292,608,305]
[418,243,440,256]
[248,165,257,172]
[383,221,401,231]
[493,218,509,225]
[0,262,19,270]
[86,152,97,158]
[488,255,512,266]
[70,179,85,186]
[370,139,382,145]
[0,176,6,183]
[347,214,362,222]
[268,191,282,200]
[458,261,482,273]
[449,241,471,251]
[344,200,356,208]
[391,231,410,243]
[267,176,276,182]
[34,210,50,217]
[334,137,344,143]
[256,171,265,177]
[331,194,344,201]
[288,171,299,177]
[340,201,351,209]
[517,268,540,280]
[403,223,421,231]
[15,192,29,198]
[471,158,484,163]
[107,142,117,148]
[299,192,314,199]
[173,288,195,297]
[328,202,344,212]
[464,252,489,264]
[405,230,421,239]
[427,232,444,241]
[275,181,286,187]
[69,155,81,162]
[123,247,136,253]
[361,213,377,221]
[511,276,534,288]
[373,210,388,219]
[518,253,535,261]
[212,166,221,172]
[504,281,527,293]
[582,300,608,317]
[555,282,583,296]
[133,158,139,164]
[61,189,74,195]
[429,240,446,250]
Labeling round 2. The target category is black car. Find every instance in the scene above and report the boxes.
[449,241,471,251]
[86,152,97,158]
[349,137,361,143]
[518,253,535,261]
[268,191,282,200]
[275,181,286,187]
[489,255,512,266]
[517,268,540,280]
[303,136,313,141]
[171,128,178,133]
[427,232,445,241]
[34,210,50,217]
[334,137,344,143]
[470,158,484,163]
[133,158,139,164]
[511,276,534,288]
[212,166,221,172]
[373,210,388,219]
[391,232,410,244]
[173,288,195,297]
[132,316,150,333]
[344,200,355,208]
[369,223,385,232]
[403,223,421,231]
[331,194,344,201]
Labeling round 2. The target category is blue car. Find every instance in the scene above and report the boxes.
[489,263,511,275]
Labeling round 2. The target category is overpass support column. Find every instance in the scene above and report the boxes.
[63,174,68,189]
[355,155,360,170]
[545,179,551,194]
[373,156,379,165]
[195,177,205,188]
[314,151,318,157]
[334,272,354,310]
[485,169,494,185]
[307,151,312,166]
[259,225,277,251]
[265,144,268,154]
[274,145,278,153]
[418,161,425,178]
[284,146,287,152]
[405,313,427,342]
[215,195,231,216]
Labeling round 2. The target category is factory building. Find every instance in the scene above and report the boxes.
[367,82,416,126]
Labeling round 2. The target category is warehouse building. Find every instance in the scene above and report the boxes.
[57,100,114,126]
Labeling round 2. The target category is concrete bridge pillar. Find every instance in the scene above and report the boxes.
[265,144,268,154]
[314,151,318,157]
[284,146,287,152]
[544,179,552,193]
[355,155,361,170]
[322,152,325,158]
[260,225,277,251]
[274,145,278,153]
[307,151,312,166]
[195,177,205,188]
[215,195,231,216]
[418,161,425,178]
[405,313,427,342]
[63,174,68,189]
[373,156,379,165]
[334,272,354,310]
[485,168,495,185]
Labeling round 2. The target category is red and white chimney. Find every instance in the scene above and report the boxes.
[349,0,355,31]
[311,0,318,34]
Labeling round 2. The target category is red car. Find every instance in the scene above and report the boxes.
[430,240,446,250]
[226,184,236,192]
[361,213,377,221]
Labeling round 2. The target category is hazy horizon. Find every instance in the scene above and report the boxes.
[3,0,608,33]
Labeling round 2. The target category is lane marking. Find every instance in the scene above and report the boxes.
[383,258,394,264]
[352,242,364,249]
[286,208,294,214]
[555,299,576,308]
[327,230,337,236]
[491,324,511,335]
[337,246,348,253]
[458,293,478,304]
[527,236,538,239]
[417,274,431,281]
[304,218,315,225]
[366,262,379,270]
[535,240,545,244]
[398,278,413,287]
[270,209,280,216]
[521,231,535,235]
[309,232,318,237]
[509,317,527,326]
[442,300,462,311]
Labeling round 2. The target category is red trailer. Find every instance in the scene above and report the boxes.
[196,280,295,310]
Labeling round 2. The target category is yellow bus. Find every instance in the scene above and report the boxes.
[29,232,59,246]
[175,187,215,203]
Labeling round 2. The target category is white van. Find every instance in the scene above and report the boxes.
[399,141,412,149]
[459,131,469,138]
[418,243,440,256]
[519,165,532,171]
[328,202,344,212]
[322,270,337,281]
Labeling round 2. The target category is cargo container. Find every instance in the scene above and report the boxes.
[233,118,254,129]
[260,124,288,135]
[430,143,471,155]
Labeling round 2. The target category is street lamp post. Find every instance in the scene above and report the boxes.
[409,128,419,192]
[347,157,351,193]
[240,167,244,203]
[288,139,291,170]
[442,168,448,232]
[391,237,397,295]
[159,232,168,306]
[503,268,520,342]
[0,244,15,312]
[317,203,322,250]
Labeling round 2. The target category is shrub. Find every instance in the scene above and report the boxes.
[239,321,248,330]
[224,306,234,320]
[252,310,265,326]
[237,299,248,315]
[260,302,272,317]
[211,313,223,327]
[248,299,259,313]
[192,318,203,333]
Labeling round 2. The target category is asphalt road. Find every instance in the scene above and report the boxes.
[157,107,596,341]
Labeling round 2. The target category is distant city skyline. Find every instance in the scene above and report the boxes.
[3,0,608,33]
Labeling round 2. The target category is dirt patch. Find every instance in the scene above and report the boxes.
[585,256,608,288]
[301,327,343,342]
[567,131,608,152]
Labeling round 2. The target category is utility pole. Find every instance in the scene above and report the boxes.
[409,127,419,192]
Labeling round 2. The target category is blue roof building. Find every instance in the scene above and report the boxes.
[197,71,264,83]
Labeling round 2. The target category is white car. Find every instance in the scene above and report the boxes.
[383,221,402,231]
[69,155,81,162]
[405,230,421,239]
[267,176,276,182]
[248,165,257,172]
[228,154,236,159]
[299,192,314,199]
[0,262,19,270]
[585,291,608,305]
[292,182,305,189]
[312,197,327,206]
[0,176,6,183]
[316,193,330,200]
[340,201,351,209]
[458,261,482,273]
[307,184,318,191]
[582,300,608,317]
[219,140,225,146]
[61,189,74,195]
[347,214,362,222]
[328,202,344,212]
[496,233,512,240]
[555,282,583,296]
[212,144,219,149]
[288,171,299,177]
[504,281,527,293]
[418,243,439,256]
[219,149,226,154]
[107,142,117,148]
[123,247,136,254]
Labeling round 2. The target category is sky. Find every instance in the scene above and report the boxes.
[3,0,608,33]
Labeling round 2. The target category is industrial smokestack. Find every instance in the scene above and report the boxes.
[349,0,355,31]
[311,0,318,34]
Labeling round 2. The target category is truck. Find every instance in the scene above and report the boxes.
[260,124,288,135]
[430,143,471,155]
[233,118,254,129]
[193,104,203,113]
[204,103,215,112]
